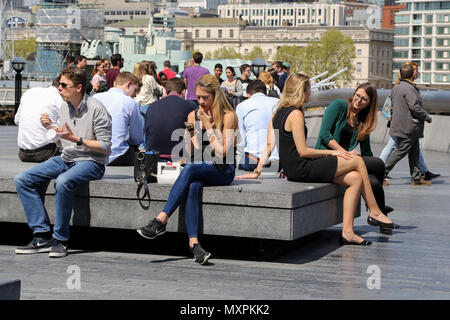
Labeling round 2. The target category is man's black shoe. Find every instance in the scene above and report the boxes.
[49,239,69,258]
[15,237,52,254]
[424,171,440,181]
[190,243,211,265]
[137,218,166,240]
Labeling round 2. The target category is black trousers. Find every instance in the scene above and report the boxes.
[362,156,387,213]
[108,145,138,167]
[19,143,60,163]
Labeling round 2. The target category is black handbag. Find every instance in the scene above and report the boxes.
[134,150,159,209]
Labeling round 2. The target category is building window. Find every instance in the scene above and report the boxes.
[229,29,234,38]
[195,29,199,38]
[207,29,211,38]
[218,29,222,38]
[357,49,362,56]
[357,62,362,73]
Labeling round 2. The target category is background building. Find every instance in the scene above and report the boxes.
[394,0,450,88]
[218,2,347,27]
[111,17,394,88]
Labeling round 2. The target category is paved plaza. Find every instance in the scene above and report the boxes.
[0,125,449,300]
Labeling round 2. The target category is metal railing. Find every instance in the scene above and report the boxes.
[306,88,450,113]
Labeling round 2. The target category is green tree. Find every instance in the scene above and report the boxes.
[7,38,36,59]
[245,46,269,61]
[212,47,243,59]
[276,29,356,86]
[274,45,303,73]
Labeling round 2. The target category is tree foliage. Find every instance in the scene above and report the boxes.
[205,46,269,61]
[275,29,356,86]
[7,38,36,59]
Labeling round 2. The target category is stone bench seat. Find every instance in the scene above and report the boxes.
[0,165,356,241]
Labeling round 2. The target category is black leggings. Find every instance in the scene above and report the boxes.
[362,156,387,213]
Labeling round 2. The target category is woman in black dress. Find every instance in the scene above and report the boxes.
[237,74,398,245]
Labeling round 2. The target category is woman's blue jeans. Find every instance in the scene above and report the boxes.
[162,162,235,238]
[14,156,105,241]
[139,104,150,150]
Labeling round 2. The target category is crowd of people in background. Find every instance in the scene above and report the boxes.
[12,50,439,263]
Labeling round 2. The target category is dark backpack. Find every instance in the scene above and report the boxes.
[267,88,279,98]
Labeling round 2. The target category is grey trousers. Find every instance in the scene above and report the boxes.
[384,137,421,181]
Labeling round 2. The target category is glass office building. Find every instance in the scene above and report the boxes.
[394,1,450,86]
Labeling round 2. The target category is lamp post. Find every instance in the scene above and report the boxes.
[251,58,266,78]
[11,57,26,117]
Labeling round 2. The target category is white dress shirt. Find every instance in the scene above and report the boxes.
[14,86,64,150]
[235,92,280,162]
[93,88,143,164]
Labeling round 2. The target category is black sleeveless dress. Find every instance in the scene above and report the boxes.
[273,106,337,183]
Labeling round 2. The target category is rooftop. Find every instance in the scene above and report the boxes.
[1,125,449,299]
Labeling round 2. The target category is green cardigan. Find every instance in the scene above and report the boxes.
[315,99,373,156]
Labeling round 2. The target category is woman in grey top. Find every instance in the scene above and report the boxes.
[220,66,243,107]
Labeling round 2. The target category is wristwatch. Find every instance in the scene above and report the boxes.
[76,137,83,146]
[253,168,261,178]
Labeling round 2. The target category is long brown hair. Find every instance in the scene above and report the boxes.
[91,61,103,78]
[195,74,236,132]
[347,82,378,141]
[276,73,310,113]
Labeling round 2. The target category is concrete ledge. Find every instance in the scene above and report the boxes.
[306,110,450,153]
[0,170,356,241]
[0,280,21,300]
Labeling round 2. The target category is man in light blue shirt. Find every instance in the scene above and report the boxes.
[93,72,143,165]
[236,80,280,171]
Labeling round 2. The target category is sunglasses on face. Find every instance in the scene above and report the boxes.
[59,82,76,89]
[354,93,369,103]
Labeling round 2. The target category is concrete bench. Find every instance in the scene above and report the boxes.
[0,280,21,300]
[0,166,356,241]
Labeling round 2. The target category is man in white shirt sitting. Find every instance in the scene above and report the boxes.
[235,80,280,172]
[14,77,64,163]
[93,72,143,166]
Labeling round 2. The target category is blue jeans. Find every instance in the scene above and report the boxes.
[162,162,235,238]
[14,156,105,241]
[139,104,150,150]
[379,136,428,173]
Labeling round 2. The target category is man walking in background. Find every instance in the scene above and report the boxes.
[384,63,433,186]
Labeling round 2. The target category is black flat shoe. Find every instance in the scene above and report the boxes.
[338,235,372,246]
[367,215,399,229]
[383,205,394,215]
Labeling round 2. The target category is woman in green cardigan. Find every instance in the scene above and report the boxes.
[316,82,394,220]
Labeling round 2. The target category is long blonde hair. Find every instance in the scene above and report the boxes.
[395,61,417,84]
[347,82,378,141]
[276,73,310,113]
[258,71,274,89]
[195,74,237,132]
